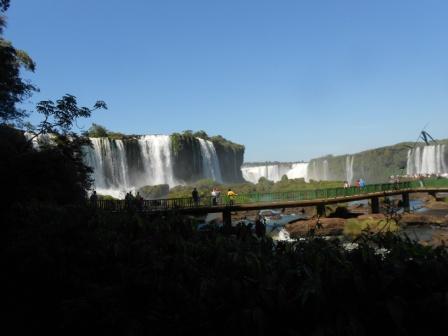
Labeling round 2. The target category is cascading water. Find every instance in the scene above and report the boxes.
[84,138,133,197]
[345,155,354,184]
[198,138,223,182]
[83,135,180,198]
[241,163,309,184]
[138,135,176,187]
[286,163,309,180]
[406,144,448,176]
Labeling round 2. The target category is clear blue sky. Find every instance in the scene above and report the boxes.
[5,0,448,161]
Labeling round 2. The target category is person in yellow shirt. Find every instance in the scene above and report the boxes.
[227,188,237,205]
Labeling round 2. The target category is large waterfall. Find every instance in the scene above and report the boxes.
[241,163,309,184]
[406,144,448,176]
[198,138,223,182]
[83,136,177,198]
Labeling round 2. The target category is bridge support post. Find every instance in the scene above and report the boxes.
[371,197,380,214]
[402,193,410,212]
[316,204,326,217]
[222,209,232,231]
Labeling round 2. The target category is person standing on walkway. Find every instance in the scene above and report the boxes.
[255,214,266,238]
[211,188,218,206]
[192,187,200,206]
[227,188,237,205]
[90,190,98,208]
[359,178,366,188]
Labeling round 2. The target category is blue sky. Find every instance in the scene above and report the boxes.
[5,0,448,161]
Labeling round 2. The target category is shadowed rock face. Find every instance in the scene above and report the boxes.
[171,137,245,184]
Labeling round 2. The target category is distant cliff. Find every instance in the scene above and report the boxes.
[308,139,448,184]
[170,132,245,183]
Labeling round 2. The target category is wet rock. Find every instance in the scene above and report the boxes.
[286,218,346,237]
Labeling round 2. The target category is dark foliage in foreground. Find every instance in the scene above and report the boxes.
[3,201,448,335]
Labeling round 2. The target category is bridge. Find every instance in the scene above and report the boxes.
[94,179,448,226]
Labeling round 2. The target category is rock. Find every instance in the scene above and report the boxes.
[426,230,448,247]
[286,218,346,237]
[357,214,386,220]
[400,213,448,226]
[425,201,448,210]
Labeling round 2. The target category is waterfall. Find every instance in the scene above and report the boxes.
[84,137,134,196]
[198,138,223,182]
[323,160,329,180]
[406,144,448,176]
[286,163,309,180]
[241,162,309,184]
[82,135,228,197]
[345,155,354,185]
[138,135,176,186]
[82,135,178,198]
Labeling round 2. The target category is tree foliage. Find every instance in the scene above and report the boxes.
[0,2,37,125]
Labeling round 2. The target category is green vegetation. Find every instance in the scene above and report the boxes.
[97,194,117,200]
[84,123,127,139]
[0,0,37,126]
[138,184,170,199]
[309,139,448,183]
[344,218,399,237]
[170,130,244,155]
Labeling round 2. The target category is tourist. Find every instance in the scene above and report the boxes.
[227,188,237,205]
[211,188,218,206]
[135,192,144,211]
[90,190,98,208]
[125,191,134,210]
[192,187,200,206]
[355,179,360,188]
[359,178,366,188]
[255,214,266,238]
[215,188,221,204]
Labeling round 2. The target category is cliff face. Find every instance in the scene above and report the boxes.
[212,140,245,183]
[170,133,245,183]
[170,135,204,183]
[308,139,448,184]
[308,144,410,184]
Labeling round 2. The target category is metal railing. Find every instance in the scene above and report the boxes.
[88,179,448,212]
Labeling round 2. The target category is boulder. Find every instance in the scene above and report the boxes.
[286,218,346,237]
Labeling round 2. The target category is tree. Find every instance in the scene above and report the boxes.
[86,123,109,137]
[0,2,38,125]
[26,94,107,142]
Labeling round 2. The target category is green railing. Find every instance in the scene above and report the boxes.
[91,179,448,211]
